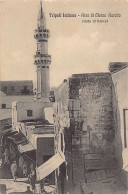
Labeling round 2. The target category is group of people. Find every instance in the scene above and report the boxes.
[3,150,47,193]
[11,161,36,193]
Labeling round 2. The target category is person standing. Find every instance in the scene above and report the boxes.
[3,148,9,165]
[29,163,36,193]
[11,161,17,182]
[23,161,28,177]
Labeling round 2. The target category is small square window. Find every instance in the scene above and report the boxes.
[1,104,6,109]
[3,86,7,91]
[27,110,33,117]
[11,86,14,91]
[24,86,27,90]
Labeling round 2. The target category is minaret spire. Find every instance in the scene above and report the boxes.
[38,0,46,29]
[40,0,43,18]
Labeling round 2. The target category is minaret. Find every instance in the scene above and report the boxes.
[34,0,51,100]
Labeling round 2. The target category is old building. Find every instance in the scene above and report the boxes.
[53,67,128,194]
[0,81,34,119]
[0,81,33,96]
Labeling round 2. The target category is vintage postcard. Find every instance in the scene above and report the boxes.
[0,0,128,193]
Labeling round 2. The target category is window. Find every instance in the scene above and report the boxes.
[1,104,6,109]
[24,86,27,90]
[11,86,14,91]
[3,86,7,91]
[27,110,33,117]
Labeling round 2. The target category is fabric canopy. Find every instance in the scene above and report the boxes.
[36,152,65,181]
[7,132,27,144]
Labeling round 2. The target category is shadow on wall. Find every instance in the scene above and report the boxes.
[112,77,128,190]
[111,81,123,168]
[113,100,128,191]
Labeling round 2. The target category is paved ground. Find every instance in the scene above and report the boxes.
[82,176,128,194]
[0,178,56,194]
[0,164,56,193]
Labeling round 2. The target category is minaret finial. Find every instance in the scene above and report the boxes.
[38,0,46,29]
[40,0,43,18]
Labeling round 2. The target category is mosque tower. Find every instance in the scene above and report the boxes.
[34,0,51,100]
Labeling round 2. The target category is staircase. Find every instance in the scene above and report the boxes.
[84,153,119,183]
[84,153,119,170]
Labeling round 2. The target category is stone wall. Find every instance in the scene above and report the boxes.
[75,73,115,154]
[53,73,116,194]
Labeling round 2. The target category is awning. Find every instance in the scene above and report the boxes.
[36,152,65,181]
[2,129,17,136]
[7,132,27,144]
[18,142,35,153]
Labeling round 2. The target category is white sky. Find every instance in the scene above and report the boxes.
[0,0,128,88]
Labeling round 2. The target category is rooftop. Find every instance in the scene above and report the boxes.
[109,62,128,73]
[0,80,33,83]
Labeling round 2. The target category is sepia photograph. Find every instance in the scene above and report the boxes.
[0,0,128,193]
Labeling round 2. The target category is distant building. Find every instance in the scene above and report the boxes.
[0,81,34,119]
[0,80,33,96]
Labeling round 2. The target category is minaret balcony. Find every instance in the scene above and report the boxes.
[34,29,50,40]
[34,54,51,61]
[34,54,51,65]
[35,28,49,33]
[34,59,51,65]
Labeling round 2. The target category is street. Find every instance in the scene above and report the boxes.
[0,178,56,194]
